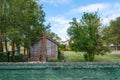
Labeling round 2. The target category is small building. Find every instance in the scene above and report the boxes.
[29,34,59,62]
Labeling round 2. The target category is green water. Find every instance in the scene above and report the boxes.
[0,62,120,80]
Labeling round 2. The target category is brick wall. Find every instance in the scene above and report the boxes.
[0,62,120,80]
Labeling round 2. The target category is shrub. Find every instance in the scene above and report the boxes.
[14,54,24,62]
[0,53,8,62]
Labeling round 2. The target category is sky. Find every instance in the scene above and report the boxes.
[39,0,120,41]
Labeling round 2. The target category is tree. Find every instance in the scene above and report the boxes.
[67,12,109,61]
[0,0,46,50]
[109,17,120,50]
[0,31,3,52]
[0,0,10,52]
[47,31,61,43]
[102,26,113,46]
[0,0,47,61]
[103,17,120,50]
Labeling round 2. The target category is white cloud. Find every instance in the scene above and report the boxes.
[45,2,120,41]
[47,3,120,40]
[47,16,71,41]
[41,0,71,6]
[71,3,120,25]
[71,3,108,13]
[48,16,70,24]
[101,3,120,25]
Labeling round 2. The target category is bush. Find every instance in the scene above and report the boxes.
[0,52,24,62]
[58,49,61,60]
[66,47,72,51]
[14,54,24,62]
[0,53,8,62]
[58,49,66,61]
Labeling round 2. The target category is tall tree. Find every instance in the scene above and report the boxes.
[0,0,10,52]
[102,26,113,46]
[0,0,47,62]
[0,0,46,51]
[67,12,109,61]
[0,31,3,52]
[109,17,120,50]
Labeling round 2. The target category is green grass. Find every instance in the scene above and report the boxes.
[63,51,120,62]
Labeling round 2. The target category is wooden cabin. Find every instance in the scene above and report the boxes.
[29,34,58,62]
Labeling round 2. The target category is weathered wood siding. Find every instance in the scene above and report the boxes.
[46,39,58,60]
[31,39,58,60]
[31,40,42,57]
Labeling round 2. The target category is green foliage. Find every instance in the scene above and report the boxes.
[59,44,66,51]
[102,26,112,45]
[0,53,8,62]
[14,54,24,62]
[0,0,47,52]
[58,49,61,60]
[6,28,23,46]
[0,53,24,62]
[67,12,109,61]
[57,49,65,61]
[103,17,120,50]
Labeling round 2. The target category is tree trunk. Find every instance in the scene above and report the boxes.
[11,41,15,62]
[7,51,10,62]
[88,52,94,61]
[4,36,8,52]
[27,49,30,58]
[23,47,26,56]
[0,38,3,52]
[0,31,3,53]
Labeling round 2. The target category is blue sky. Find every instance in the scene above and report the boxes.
[40,0,120,41]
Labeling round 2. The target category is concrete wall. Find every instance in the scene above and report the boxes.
[0,62,120,80]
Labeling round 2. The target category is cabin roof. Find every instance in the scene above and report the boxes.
[32,37,59,46]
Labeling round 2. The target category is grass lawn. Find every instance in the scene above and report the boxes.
[63,51,120,62]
